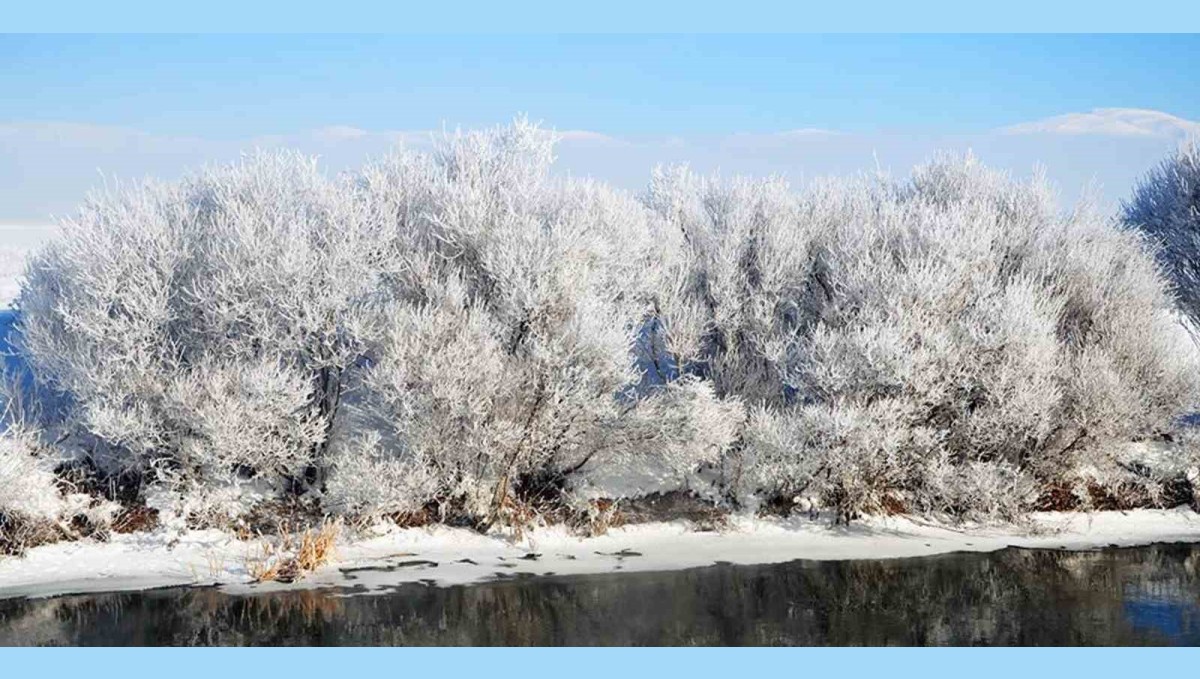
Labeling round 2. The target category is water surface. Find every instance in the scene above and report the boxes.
[1,543,1198,645]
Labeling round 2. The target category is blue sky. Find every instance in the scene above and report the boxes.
[4,35,1199,136]
[1,34,1199,228]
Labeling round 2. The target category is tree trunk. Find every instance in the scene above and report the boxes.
[303,364,343,492]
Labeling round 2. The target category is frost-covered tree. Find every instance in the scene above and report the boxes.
[15,152,383,517]
[323,121,743,525]
[14,122,742,528]
[643,167,827,404]
[647,156,1200,520]
[1124,141,1200,325]
[14,122,1200,531]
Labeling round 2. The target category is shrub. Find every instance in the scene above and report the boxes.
[1124,142,1200,320]
[324,120,743,526]
[646,155,1200,520]
[12,124,1200,532]
[1,374,120,554]
[16,152,382,518]
[0,425,65,524]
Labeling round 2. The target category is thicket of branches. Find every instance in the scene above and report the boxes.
[11,121,740,529]
[2,333,121,554]
[1125,142,1200,325]
[322,122,740,526]
[5,121,1200,536]
[646,158,1200,520]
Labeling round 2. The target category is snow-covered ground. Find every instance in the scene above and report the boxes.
[1,508,1198,600]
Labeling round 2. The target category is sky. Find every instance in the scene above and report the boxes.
[1,34,1199,234]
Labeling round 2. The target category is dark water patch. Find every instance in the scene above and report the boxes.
[338,560,438,580]
[391,560,438,569]
[1,543,1199,646]
[594,549,643,558]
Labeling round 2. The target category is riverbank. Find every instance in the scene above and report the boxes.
[1,507,1198,600]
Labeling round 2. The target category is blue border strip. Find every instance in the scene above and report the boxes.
[2,1,1200,33]
[1,647,1199,676]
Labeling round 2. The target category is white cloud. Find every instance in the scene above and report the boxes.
[0,122,214,155]
[999,108,1200,138]
[556,130,626,146]
[0,122,442,222]
[1,113,1195,225]
[774,128,845,138]
[312,125,370,141]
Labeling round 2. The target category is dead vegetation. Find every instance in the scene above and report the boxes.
[244,518,341,584]
[0,512,63,556]
[110,505,160,534]
[368,491,730,538]
[608,491,731,532]
[1035,477,1199,513]
[0,505,116,557]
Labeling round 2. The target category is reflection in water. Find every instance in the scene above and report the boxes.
[1,544,1198,646]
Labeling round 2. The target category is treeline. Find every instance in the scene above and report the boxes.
[3,121,1200,549]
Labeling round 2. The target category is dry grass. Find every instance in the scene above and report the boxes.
[570,498,626,537]
[245,518,341,584]
[0,513,65,557]
[110,505,160,534]
[387,506,435,529]
[295,519,339,572]
[244,540,283,583]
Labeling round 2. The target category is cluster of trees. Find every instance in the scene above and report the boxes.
[3,121,1200,538]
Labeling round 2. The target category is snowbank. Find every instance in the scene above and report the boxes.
[1,508,1198,600]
